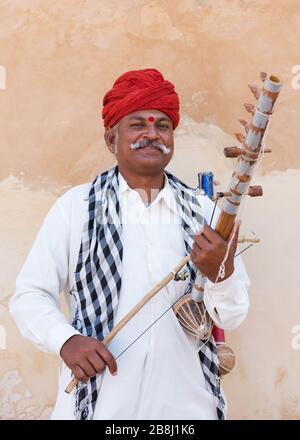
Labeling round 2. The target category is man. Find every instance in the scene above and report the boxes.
[10,68,250,420]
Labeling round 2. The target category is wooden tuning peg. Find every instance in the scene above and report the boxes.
[260,72,267,82]
[224,146,243,158]
[234,133,246,144]
[247,185,263,197]
[224,147,271,158]
[238,236,260,244]
[244,103,255,115]
[248,84,260,99]
[214,191,231,200]
[239,119,249,133]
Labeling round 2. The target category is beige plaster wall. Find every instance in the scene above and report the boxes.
[1,0,299,419]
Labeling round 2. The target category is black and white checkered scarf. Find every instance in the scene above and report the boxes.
[71,166,225,420]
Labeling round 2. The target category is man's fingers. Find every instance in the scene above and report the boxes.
[96,344,118,376]
[193,234,210,251]
[72,365,89,382]
[201,224,222,244]
[78,359,98,378]
[60,335,118,383]
[87,352,106,375]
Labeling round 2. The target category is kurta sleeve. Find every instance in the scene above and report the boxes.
[200,195,251,330]
[9,196,80,354]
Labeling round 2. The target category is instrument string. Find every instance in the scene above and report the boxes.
[115,289,188,359]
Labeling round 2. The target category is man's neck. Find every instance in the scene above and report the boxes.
[118,167,165,205]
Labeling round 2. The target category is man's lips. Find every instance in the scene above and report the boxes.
[136,146,162,153]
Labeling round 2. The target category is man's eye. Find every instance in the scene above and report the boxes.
[158,125,169,129]
[130,123,144,128]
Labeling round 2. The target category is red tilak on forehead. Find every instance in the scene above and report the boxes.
[147,116,156,122]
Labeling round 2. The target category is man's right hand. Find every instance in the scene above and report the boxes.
[60,334,117,382]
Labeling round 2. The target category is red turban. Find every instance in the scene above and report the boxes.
[102,68,180,129]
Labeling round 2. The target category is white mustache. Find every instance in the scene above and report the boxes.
[130,140,171,155]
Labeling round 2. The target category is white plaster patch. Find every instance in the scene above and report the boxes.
[0,175,27,192]
[24,389,32,398]
[0,370,52,419]
[0,370,23,419]
[185,91,209,112]
[36,406,53,420]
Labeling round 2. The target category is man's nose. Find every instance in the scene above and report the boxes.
[142,124,159,140]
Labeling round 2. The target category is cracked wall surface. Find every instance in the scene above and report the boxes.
[1,0,300,419]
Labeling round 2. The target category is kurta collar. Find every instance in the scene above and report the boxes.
[118,170,179,215]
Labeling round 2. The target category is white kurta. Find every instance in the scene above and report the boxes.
[10,172,250,420]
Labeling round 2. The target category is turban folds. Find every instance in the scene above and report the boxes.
[102,68,180,129]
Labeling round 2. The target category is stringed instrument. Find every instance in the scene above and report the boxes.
[174,72,282,374]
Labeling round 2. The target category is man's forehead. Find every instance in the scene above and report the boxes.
[125,110,171,121]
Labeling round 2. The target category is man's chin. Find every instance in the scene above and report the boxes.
[131,157,168,173]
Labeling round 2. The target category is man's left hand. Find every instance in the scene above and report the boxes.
[190,221,241,283]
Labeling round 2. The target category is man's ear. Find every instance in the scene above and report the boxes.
[104,127,117,152]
